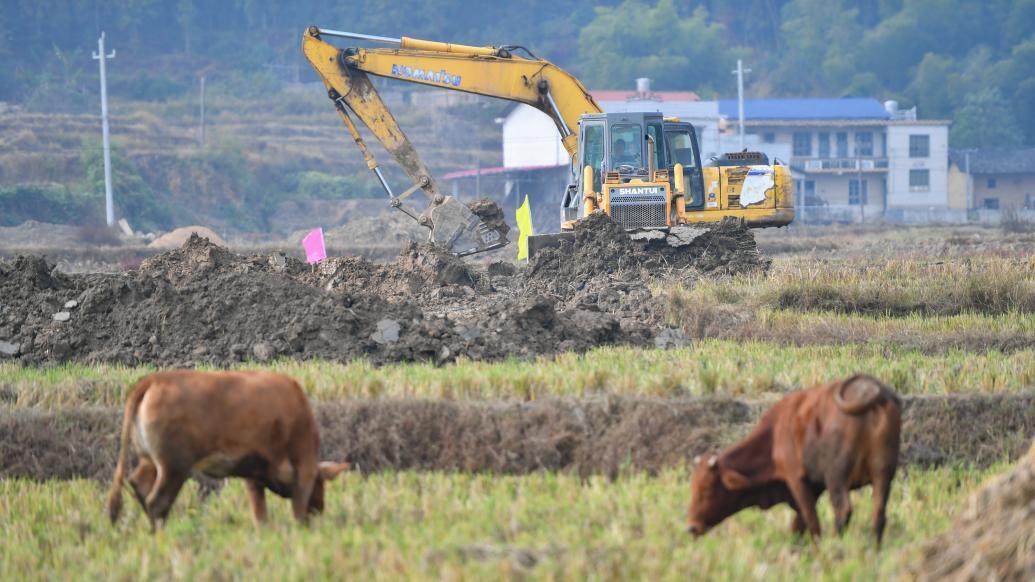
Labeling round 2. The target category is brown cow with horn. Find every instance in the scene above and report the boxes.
[687,374,901,544]
[107,370,349,531]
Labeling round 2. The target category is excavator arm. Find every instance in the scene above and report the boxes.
[302,26,602,255]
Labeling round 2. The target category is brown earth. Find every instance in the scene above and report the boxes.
[148,225,225,249]
[1,394,1031,482]
[918,437,1035,581]
[0,213,763,366]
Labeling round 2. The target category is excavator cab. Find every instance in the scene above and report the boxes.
[664,121,706,210]
[562,112,688,229]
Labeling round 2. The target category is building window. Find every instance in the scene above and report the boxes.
[836,132,848,158]
[909,134,930,158]
[762,132,775,144]
[909,169,930,191]
[854,132,873,156]
[792,132,812,156]
[818,133,830,158]
[987,178,997,189]
[983,198,1000,210]
[849,179,868,205]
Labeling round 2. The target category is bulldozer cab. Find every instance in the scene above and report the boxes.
[563,112,703,221]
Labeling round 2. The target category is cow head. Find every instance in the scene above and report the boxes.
[687,454,751,537]
[307,461,350,514]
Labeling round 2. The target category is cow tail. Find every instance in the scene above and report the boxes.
[107,377,150,525]
[834,374,885,415]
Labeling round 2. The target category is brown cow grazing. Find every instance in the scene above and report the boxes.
[687,374,901,544]
[106,370,349,531]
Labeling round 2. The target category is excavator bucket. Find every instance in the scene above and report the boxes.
[428,198,507,256]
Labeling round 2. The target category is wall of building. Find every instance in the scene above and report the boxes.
[947,163,970,209]
[502,105,567,168]
[885,123,949,207]
[971,173,1035,209]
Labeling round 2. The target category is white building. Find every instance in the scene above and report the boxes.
[717,98,951,223]
[501,80,722,168]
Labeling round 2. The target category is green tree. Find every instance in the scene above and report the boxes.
[949,88,1024,148]
[775,0,864,94]
[80,141,172,230]
[576,0,731,93]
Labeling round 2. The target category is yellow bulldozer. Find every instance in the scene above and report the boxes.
[302,27,794,257]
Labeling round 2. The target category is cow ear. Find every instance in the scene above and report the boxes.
[720,467,751,491]
[318,461,350,481]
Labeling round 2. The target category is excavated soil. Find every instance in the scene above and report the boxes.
[0,213,765,366]
[2,394,1031,481]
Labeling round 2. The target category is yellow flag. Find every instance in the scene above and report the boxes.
[516,194,534,261]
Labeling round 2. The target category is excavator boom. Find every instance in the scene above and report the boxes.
[304,27,514,255]
[302,26,793,258]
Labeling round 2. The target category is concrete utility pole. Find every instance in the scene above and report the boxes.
[92,32,116,227]
[732,59,751,151]
[965,150,972,211]
[199,75,206,147]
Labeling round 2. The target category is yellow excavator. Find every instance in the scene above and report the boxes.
[302,26,794,257]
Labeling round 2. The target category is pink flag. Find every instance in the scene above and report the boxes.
[302,227,327,264]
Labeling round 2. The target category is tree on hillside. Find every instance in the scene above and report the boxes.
[949,88,1024,148]
[576,0,732,93]
[774,0,863,95]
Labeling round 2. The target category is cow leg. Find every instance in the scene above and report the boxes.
[871,470,894,547]
[826,481,853,536]
[144,463,189,532]
[290,463,317,524]
[245,479,268,527]
[786,479,822,538]
[790,512,806,536]
[128,458,157,516]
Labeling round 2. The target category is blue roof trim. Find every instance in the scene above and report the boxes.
[718,98,890,120]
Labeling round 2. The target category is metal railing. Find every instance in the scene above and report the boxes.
[794,158,890,172]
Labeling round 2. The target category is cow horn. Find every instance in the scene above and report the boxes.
[708,455,718,468]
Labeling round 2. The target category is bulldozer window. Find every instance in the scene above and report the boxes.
[582,123,604,191]
[610,124,642,169]
[647,121,668,170]
[666,131,697,168]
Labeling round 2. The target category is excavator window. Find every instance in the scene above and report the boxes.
[666,131,697,168]
[610,124,642,170]
[582,122,605,192]
[647,121,668,170]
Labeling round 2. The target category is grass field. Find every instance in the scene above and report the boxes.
[2,340,1033,408]
[0,465,995,580]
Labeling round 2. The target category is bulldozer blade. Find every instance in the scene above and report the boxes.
[527,232,575,258]
[428,197,508,256]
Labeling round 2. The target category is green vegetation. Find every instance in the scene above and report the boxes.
[0,183,91,227]
[0,465,998,579]
[2,341,1033,409]
[5,1,1035,144]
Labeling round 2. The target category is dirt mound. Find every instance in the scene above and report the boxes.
[148,226,225,249]
[521,213,768,320]
[0,237,642,366]
[318,212,428,248]
[305,241,477,298]
[918,438,1035,581]
[1,212,767,366]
